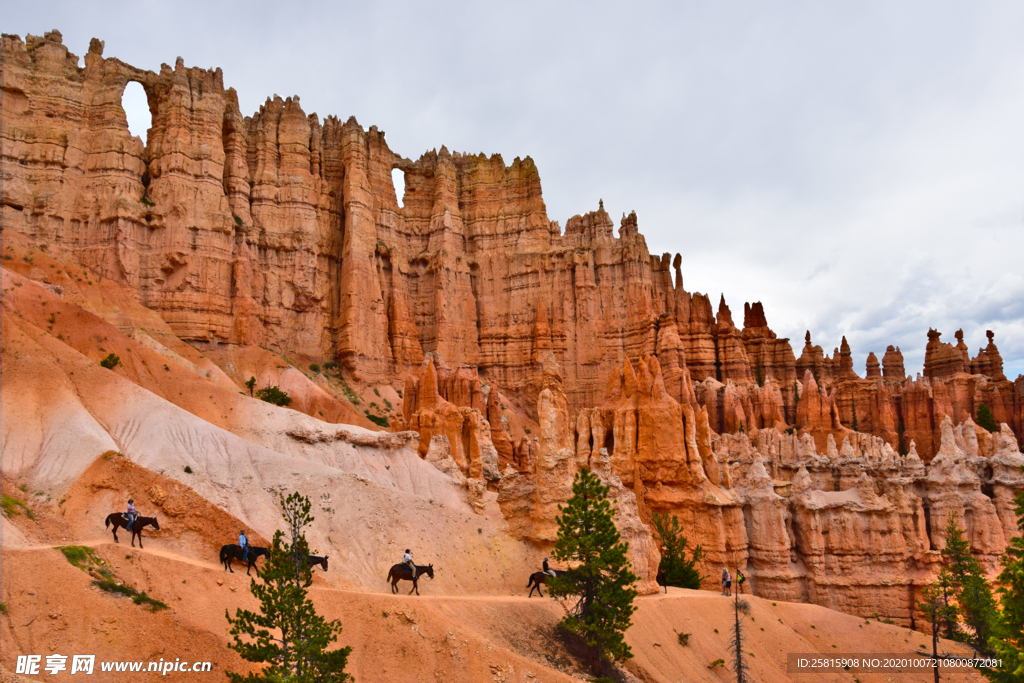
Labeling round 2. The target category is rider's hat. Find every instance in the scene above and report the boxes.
[128,498,134,503]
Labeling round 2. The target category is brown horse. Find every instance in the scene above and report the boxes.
[386,563,434,595]
[220,544,269,575]
[527,569,565,597]
[307,555,329,571]
[104,513,160,548]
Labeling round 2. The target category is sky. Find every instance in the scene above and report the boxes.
[8,1,1024,377]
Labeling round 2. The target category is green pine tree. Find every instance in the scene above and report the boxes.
[652,512,704,590]
[987,489,1024,682]
[225,492,351,682]
[941,512,997,654]
[549,468,638,674]
[977,404,999,433]
[245,376,257,397]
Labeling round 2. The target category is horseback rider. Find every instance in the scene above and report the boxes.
[239,530,249,562]
[543,557,557,577]
[403,549,416,579]
[125,498,136,531]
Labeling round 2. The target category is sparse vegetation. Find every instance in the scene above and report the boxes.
[245,376,256,396]
[92,579,168,611]
[708,658,724,669]
[141,195,155,208]
[323,361,338,371]
[184,465,193,474]
[373,387,380,397]
[676,631,691,646]
[100,353,120,369]
[366,414,389,428]
[1,494,33,520]
[256,385,292,407]
[232,213,243,226]
[0,602,8,616]
[310,363,321,373]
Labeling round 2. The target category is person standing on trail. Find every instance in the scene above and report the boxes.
[125,498,136,531]
[721,568,732,596]
[403,549,416,579]
[737,569,746,594]
[239,530,249,562]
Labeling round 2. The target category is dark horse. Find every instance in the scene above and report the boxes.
[220,544,269,575]
[104,513,160,548]
[386,563,434,595]
[307,555,329,572]
[527,569,566,598]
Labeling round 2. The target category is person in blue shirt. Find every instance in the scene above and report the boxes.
[239,530,249,562]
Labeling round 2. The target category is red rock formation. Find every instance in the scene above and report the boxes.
[882,345,906,380]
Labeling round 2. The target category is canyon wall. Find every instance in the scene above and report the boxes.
[5,32,1020,458]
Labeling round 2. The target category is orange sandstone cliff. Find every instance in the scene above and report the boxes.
[4,31,1024,628]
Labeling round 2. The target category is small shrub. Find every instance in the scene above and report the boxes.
[323,361,338,371]
[183,465,193,474]
[309,363,320,373]
[383,398,392,411]
[141,195,155,208]
[397,389,403,398]
[373,387,380,396]
[708,658,725,669]
[245,376,256,396]
[256,385,292,407]
[100,353,120,369]
[1,495,33,520]
[366,414,389,428]
[233,213,243,226]
[676,631,691,646]
[0,602,7,615]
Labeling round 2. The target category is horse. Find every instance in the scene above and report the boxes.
[386,563,434,595]
[307,555,329,572]
[657,569,667,594]
[220,544,269,575]
[527,569,566,598]
[104,513,160,548]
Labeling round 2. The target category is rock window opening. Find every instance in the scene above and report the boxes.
[121,81,151,145]
[392,168,406,209]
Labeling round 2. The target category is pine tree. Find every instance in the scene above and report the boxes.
[919,572,959,683]
[549,468,638,674]
[977,404,999,433]
[941,512,997,654]
[652,512,704,590]
[987,489,1024,682]
[245,376,257,397]
[225,492,351,683]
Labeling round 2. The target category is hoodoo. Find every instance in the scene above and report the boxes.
[2,31,1023,680]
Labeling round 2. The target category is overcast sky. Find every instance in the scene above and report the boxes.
[10,1,1024,378]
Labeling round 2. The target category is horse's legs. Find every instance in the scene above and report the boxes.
[408,579,416,595]
[112,525,119,544]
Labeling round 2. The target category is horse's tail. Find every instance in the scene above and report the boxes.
[220,546,228,563]
[385,567,393,582]
[527,573,535,587]
[104,514,111,529]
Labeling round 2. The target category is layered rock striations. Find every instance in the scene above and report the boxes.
[3,33,1021,457]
